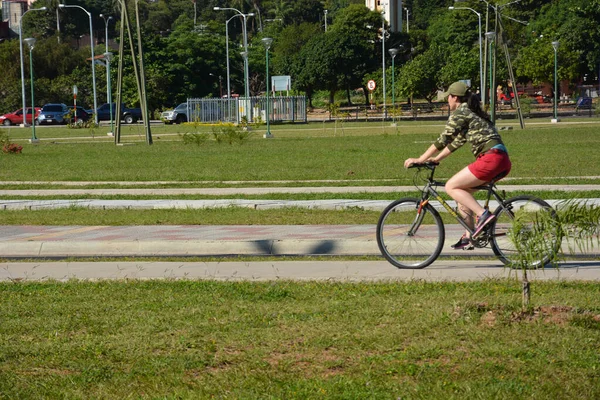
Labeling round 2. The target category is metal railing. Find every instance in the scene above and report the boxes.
[187,96,307,124]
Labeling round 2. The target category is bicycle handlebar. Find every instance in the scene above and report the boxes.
[407,161,439,170]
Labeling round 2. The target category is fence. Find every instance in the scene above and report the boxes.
[187,96,307,124]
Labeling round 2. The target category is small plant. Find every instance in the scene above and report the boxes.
[212,124,253,145]
[518,95,533,117]
[239,116,250,131]
[0,130,23,154]
[509,199,600,309]
[180,132,209,146]
[253,114,264,129]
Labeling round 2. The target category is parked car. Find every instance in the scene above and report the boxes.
[0,107,41,126]
[64,106,91,125]
[37,103,70,125]
[88,103,143,124]
[161,103,188,124]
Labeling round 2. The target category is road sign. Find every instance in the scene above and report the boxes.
[367,80,376,91]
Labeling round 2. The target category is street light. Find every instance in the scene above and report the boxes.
[404,7,410,33]
[388,47,400,124]
[262,37,273,138]
[552,41,560,122]
[100,14,113,133]
[104,52,114,134]
[449,5,483,104]
[223,13,253,104]
[324,9,328,31]
[485,31,496,123]
[381,5,387,119]
[24,38,38,143]
[59,4,98,124]
[19,6,47,128]
[215,7,252,122]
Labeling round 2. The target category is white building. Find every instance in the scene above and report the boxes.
[1,0,36,35]
[365,0,404,33]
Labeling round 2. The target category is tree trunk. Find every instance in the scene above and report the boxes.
[522,270,530,311]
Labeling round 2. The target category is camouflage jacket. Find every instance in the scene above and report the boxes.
[433,103,503,157]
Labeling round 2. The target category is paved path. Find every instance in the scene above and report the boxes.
[1,184,600,198]
[1,184,598,281]
[2,260,600,282]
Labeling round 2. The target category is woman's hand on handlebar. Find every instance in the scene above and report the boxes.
[404,158,439,169]
[404,158,421,169]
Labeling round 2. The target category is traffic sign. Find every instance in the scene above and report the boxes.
[367,80,376,91]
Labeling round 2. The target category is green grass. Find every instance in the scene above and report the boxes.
[1,119,600,184]
[1,280,599,398]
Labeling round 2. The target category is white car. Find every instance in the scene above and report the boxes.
[161,103,188,124]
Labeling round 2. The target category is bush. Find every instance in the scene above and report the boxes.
[0,130,23,154]
[180,132,209,146]
[212,124,253,145]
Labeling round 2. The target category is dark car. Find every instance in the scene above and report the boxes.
[88,103,142,124]
[64,106,90,125]
[0,107,41,126]
[37,103,70,125]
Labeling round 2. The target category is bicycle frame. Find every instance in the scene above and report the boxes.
[413,163,510,238]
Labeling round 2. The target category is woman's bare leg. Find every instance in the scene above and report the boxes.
[446,167,488,236]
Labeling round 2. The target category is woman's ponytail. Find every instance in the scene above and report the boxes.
[459,91,492,123]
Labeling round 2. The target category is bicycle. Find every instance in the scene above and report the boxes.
[376,162,559,269]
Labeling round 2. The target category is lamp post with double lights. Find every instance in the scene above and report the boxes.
[215,7,252,121]
[223,13,253,102]
[485,31,496,123]
[552,41,559,122]
[24,38,38,143]
[100,14,113,132]
[388,47,400,124]
[59,4,98,124]
[381,5,387,119]
[449,5,483,105]
[262,37,273,138]
[104,52,114,134]
[19,6,47,127]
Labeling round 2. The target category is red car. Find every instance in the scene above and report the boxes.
[0,107,41,126]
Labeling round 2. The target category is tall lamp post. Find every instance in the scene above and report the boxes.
[19,6,47,128]
[24,38,38,143]
[100,14,113,125]
[215,7,252,122]
[59,4,98,124]
[223,13,253,103]
[388,47,400,124]
[404,7,410,33]
[552,41,560,123]
[262,37,273,138]
[104,52,114,134]
[449,6,483,104]
[485,31,496,123]
[381,6,387,119]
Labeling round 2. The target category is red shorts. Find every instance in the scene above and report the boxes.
[468,150,512,182]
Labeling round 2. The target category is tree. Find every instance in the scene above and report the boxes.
[396,46,444,103]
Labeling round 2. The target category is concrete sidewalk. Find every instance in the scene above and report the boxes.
[2,260,600,282]
[0,224,467,258]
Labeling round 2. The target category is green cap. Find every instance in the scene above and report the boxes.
[442,81,470,99]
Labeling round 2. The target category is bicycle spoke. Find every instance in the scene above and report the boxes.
[377,199,444,269]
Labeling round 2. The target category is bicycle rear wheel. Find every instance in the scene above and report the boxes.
[491,195,560,268]
[376,198,445,269]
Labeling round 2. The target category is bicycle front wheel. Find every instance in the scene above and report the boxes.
[491,195,560,268]
[376,198,445,269]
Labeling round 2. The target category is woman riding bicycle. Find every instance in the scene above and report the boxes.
[403,81,512,249]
